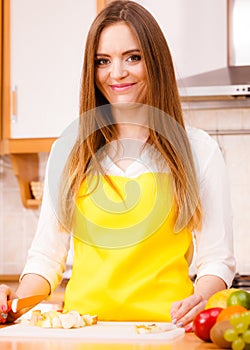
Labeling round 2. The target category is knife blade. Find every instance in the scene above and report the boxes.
[7,294,47,313]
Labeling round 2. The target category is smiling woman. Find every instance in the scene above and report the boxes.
[0,0,235,330]
[95,22,147,105]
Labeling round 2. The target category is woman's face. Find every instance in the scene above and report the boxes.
[95,22,147,105]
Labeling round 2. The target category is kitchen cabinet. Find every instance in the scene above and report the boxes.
[3,0,229,135]
[98,0,227,79]
[0,0,229,207]
[7,0,96,139]
[129,0,227,79]
[0,0,98,207]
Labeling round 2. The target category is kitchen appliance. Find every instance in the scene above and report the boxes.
[178,0,250,97]
[231,273,250,290]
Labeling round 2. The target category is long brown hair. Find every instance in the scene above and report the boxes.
[59,0,202,233]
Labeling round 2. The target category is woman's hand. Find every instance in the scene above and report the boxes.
[0,274,51,324]
[171,275,227,331]
[0,284,18,324]
[170,293,207,331]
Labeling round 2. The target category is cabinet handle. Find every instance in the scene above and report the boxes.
[11,86,18,123]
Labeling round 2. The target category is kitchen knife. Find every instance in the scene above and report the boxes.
[7,294,47,313]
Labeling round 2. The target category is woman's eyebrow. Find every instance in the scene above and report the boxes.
[95,49,141,57]
[122,49,141,55]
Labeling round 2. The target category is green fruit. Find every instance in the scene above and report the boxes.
[232,337,245,350]
[243,329,250,344]
[224,328,238,342]
[227,290,250,310]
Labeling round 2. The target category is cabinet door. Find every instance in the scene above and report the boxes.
[10,0,96,138]
[136,0,227,78]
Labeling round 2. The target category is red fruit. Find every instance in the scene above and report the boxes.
[193,307,223,342]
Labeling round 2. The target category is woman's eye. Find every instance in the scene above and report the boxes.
[95,58,110,66]
[127,54,141,62]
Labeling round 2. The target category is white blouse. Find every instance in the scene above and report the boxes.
[21,126,236,292]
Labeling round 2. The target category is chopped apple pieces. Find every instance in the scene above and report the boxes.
[135,324,163,334]
[135,323,174,334]
[22,309,98,329]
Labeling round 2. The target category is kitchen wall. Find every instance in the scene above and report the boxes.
[0,107,250,278]
[185,107,250,275]
[0,153,48,276]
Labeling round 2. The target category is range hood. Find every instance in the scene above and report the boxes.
[178,0,250,98]
[178,66,250,97]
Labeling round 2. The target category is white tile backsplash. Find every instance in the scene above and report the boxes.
[0,108,250,278]
[0,154,46,276]
[184,108,250,275]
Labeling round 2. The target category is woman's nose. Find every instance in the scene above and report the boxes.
[110,60,128,79]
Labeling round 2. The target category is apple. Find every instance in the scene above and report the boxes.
[193,307,223,342]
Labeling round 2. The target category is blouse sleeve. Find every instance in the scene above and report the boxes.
[192,130,236,287]
[20,141,71,292]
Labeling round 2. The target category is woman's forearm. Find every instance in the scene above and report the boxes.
[194,275,227,301]
[0,274,51,323]
[16,273,51,297]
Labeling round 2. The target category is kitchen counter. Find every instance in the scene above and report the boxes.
[0,330,221,350]
[0,280,224,349]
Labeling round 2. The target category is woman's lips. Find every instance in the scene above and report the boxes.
[110,83,135,92]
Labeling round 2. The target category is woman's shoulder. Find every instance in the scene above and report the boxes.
[186,126,218,152]
[186,126,222,170]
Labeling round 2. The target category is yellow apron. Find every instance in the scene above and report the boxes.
[64,172,194,321]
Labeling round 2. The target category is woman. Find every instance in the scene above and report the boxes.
[0,0,235,329]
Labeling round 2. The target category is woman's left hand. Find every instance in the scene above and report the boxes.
[170,293,207,331]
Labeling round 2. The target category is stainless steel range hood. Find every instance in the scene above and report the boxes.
[178,0,250,97]
[178,66,250,97]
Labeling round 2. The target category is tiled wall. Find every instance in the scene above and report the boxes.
[0,107,250,278]
[184,107,250,275]
[0,153,48,276]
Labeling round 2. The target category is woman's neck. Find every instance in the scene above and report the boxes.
[111,103,149,141]
[116,123,149,142]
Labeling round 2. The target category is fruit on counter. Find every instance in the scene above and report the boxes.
[227,290,250,310]
[217,306,248,323]
[205,289,238,309]
[195,290,250,348]
[210,320,233,348]
[223,310,250,350]
[193,307,223,342]
[21,309,98,329]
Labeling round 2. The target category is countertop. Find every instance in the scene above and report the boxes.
[0,324,222,350]
[0,280,224,349]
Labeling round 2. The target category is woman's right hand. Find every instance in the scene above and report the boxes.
[0,284,18,323]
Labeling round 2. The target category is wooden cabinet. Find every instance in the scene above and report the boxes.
[1,0,99,207]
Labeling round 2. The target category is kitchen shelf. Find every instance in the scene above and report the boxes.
[26,199,42,207]
[10,153,40,209]
[0,138,56,154]
[0,139,55,209]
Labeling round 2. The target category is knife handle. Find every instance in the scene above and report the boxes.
[0,312,8,323]
[0,303,10,323]
[7,300,13,312]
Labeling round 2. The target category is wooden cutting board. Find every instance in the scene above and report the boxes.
[0,322,185,342]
